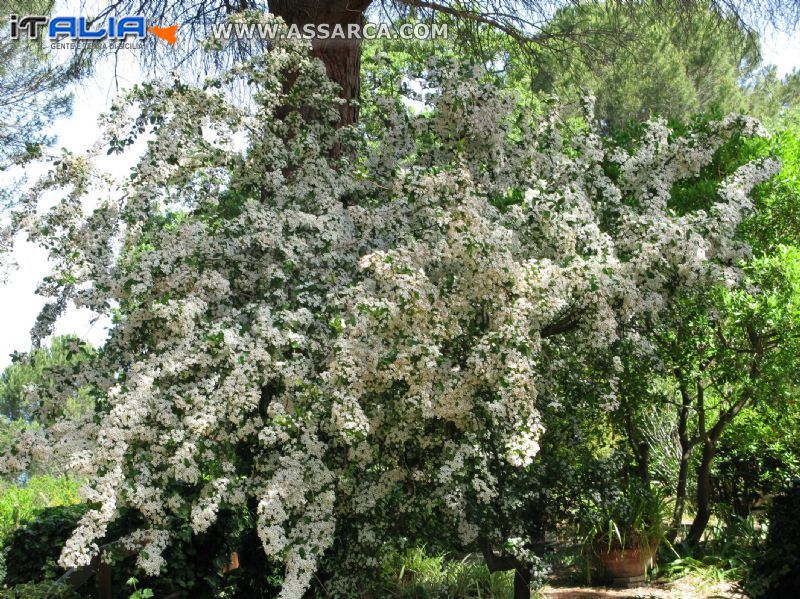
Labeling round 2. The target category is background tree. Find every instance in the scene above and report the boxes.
[528,1,760,129]
[0,335,95,422]
[744,66,800,127]
[0,1,77,168]
[360,1,800,135]
[612,119,800,546]
[712,401,800,519]
[661,257,800,546]
[71,0,800,126]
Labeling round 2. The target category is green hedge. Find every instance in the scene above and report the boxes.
[0,476,81,545]
[1,503,284,598]
[745,481,800,597]
[0,580,81,598]
[2,504,88,586]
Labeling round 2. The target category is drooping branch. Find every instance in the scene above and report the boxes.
[398,0,548,46]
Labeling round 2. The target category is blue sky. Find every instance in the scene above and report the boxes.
[0,20,798,369]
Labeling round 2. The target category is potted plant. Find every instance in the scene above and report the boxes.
[579,480,667,587]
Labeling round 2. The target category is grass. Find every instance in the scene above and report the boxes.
[376,546,521,598]
[662,515,765,585]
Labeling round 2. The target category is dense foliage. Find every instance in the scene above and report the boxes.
[529,1,760,128]
[2,504,88,586]
[360,1,800,134]
[1,503,282,598]
[0,336,95,423]
[0,580,81,599]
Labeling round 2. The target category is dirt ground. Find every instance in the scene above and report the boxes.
[541,576,741,598]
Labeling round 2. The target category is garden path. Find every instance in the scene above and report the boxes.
[541,577,739,598]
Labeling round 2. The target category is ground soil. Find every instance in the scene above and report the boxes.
[541,576,740,598]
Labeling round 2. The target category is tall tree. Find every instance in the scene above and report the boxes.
[744,65,800,127]
[78,0,800,125]
[617,124,800,545]
[527,0,761,129]
[0,336,95,421]
[0,1,76,168]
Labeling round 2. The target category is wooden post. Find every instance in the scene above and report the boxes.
[96,558,112,599]
[222,551,240,574]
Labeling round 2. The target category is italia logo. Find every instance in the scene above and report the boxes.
[9,15,179,45]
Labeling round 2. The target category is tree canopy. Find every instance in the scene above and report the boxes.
[528,1,760,128]
[59,0,800,127]
[0,1,76,168]
[0,336,94,422]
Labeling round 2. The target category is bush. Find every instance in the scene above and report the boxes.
[665,514,765,583]
[1,503,283,598]
[2,504,88,586]
[712,407,800,520]
[744,481,800,598]
[0,580,81,598]
[0,476,81,545]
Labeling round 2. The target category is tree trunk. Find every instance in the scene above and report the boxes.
[513,566,531,599]
[669,380,693,543]
[637,440,651,489]
[267,0,373,126]
[670,448,690,543]
[686,440,715,546]
[480,538,530,599]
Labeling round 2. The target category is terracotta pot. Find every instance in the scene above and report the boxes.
[598,544,656,587]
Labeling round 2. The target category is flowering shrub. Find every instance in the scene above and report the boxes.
[0,16,780,598]
[2,502,279,598]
